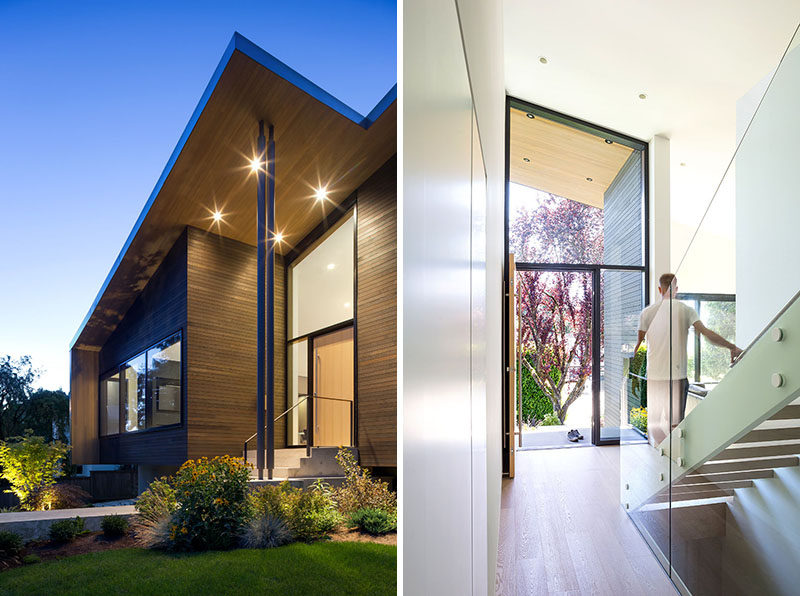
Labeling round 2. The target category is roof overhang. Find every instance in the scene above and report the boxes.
[71,32,396,350]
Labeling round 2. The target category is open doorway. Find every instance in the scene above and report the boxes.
[504,99,649,465]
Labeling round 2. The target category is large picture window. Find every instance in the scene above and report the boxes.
[100,331,182,435]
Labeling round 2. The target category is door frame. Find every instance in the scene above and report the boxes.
[503,96,650,465]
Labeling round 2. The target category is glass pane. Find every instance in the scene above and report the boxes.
[601,269,644,442]
[508,106,644,266]
[122,353,146,432]
[289,213,354,338]
[515,270,592,449]
[288,339,309,445]
[699,300,735,382]
[147,333,181,428]
[100,371,120,436]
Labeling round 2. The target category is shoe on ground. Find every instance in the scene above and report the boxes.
[567,429,579,442]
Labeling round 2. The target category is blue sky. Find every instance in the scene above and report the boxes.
[0,0,396,390]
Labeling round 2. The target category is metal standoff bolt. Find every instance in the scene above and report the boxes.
[677,457,684,467]
[625,483,630,490]
[659,473,664,482]
[772,327,784,342]
[676,428,683,438]
[625,503,630,510]
[659,447,664,456]
[772,373,785,388]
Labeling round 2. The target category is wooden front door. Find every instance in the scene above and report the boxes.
[312,326,354,446]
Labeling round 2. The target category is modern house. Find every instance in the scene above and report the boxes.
[404,1,800,595]
[69,33,396,490]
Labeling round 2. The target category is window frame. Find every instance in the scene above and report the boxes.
[677,293,736,383]
[97,328,185,437]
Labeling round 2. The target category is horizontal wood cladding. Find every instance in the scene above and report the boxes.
[356,157,397,467]
[96,232,189,465]
[70,348,100,464]
[186,227,285,460]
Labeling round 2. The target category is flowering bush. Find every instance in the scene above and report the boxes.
[169,456,252,551]
[630,407,648,434]
[0,431,69,511]
[250,480,341,542]
[333,448,396,514]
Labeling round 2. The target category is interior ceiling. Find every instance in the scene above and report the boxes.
[509,107,634,208]
[504,0,800,235]
[73,44,395,350]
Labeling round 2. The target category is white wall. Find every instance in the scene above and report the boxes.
[403,0,504,593]
[736,44,800,345]
[649,135,670,300]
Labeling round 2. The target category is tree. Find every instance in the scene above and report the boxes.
[510,191,603,423]
[0,431,69,510]
[0,356,68,442]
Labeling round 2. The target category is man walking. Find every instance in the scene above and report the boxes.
[634,273,742,444]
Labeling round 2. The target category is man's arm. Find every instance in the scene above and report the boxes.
[634,330,646,354]
[693,321,743,362]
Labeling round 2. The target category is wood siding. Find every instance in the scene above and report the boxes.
[96,232,189,465]
[70,348,100,464]
[356,157,397,467]
[186,227,285,460]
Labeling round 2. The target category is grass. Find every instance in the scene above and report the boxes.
[0,542,396,596]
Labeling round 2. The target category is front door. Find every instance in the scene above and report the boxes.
[312,326,354,446]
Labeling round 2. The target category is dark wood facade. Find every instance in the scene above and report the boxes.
[356,158,397,467]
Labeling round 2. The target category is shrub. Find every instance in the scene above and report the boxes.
[333,448,396,515]
[135,514,173,550]
[347,508,396,536]
[287,486,341,542]
[101,515,129,538]
[630,407,648,434]
[135,477,177,524]
[541,412,560,426]
[169,456,252,551]
[48,516,84,543]
[48,483,92,509]
[250,482,294,519]
[0,431,69,511]
[22,554,40,565]
[240,513,292,549]
[631,346,647,407]
[519,358,559,425]
[0,530,23,558]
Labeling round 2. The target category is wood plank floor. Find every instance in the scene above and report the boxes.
[496,446,677,596]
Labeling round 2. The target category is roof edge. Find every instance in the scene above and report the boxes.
[70,32,396,350]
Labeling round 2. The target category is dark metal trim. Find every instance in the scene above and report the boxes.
[266,124,276,479]
[256,121,266,480]
[676,293,735,302]
[516,262,646,273]
[352,202,359,449]
[502,95,511,474]
[591,268,602,445]
[288,319,356,345]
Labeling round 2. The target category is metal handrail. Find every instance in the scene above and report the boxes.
[243,393,354,466]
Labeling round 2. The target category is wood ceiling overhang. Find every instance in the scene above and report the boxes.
[71,33,396,350]
[509,107,633,208]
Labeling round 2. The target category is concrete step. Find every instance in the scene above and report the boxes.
[247,446,357,479]
[248,476,346,490]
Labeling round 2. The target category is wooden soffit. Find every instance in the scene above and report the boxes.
[72,33,396,350]
[509,107,633,208]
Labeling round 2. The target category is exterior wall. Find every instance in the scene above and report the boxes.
[185,227,286,460]
[97,231,189,465]
[356,157,397,468]
[603,151,644,429]
[70,348,100,464]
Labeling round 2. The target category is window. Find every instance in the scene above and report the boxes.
[99,371,120,436]
[101,331,182,435]
[289,213,354,339]
[679,295,736,383]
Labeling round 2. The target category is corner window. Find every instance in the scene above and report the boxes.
[100,331,182,435]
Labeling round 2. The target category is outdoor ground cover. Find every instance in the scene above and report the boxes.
[0,542,396,595]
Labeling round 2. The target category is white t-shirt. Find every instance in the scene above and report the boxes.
[638,298,700,381]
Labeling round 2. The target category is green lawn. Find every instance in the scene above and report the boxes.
[0,542,396,596]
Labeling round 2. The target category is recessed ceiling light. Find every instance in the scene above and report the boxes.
[539,56,548,64]
[604,139,613,145]
[526,113,535,119]
[212,210,223,222]
[523,157,531,163]
[274,232,284,243]
[586,177,593,182]
[638,93,647,100]
[315,187,328,202]
[327,263,336,270]
[249,158,260,172]
[344,302,351,308]
[680,162,687,167]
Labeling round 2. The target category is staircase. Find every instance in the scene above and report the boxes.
[245,447,357,489]
[624,291,800,594]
